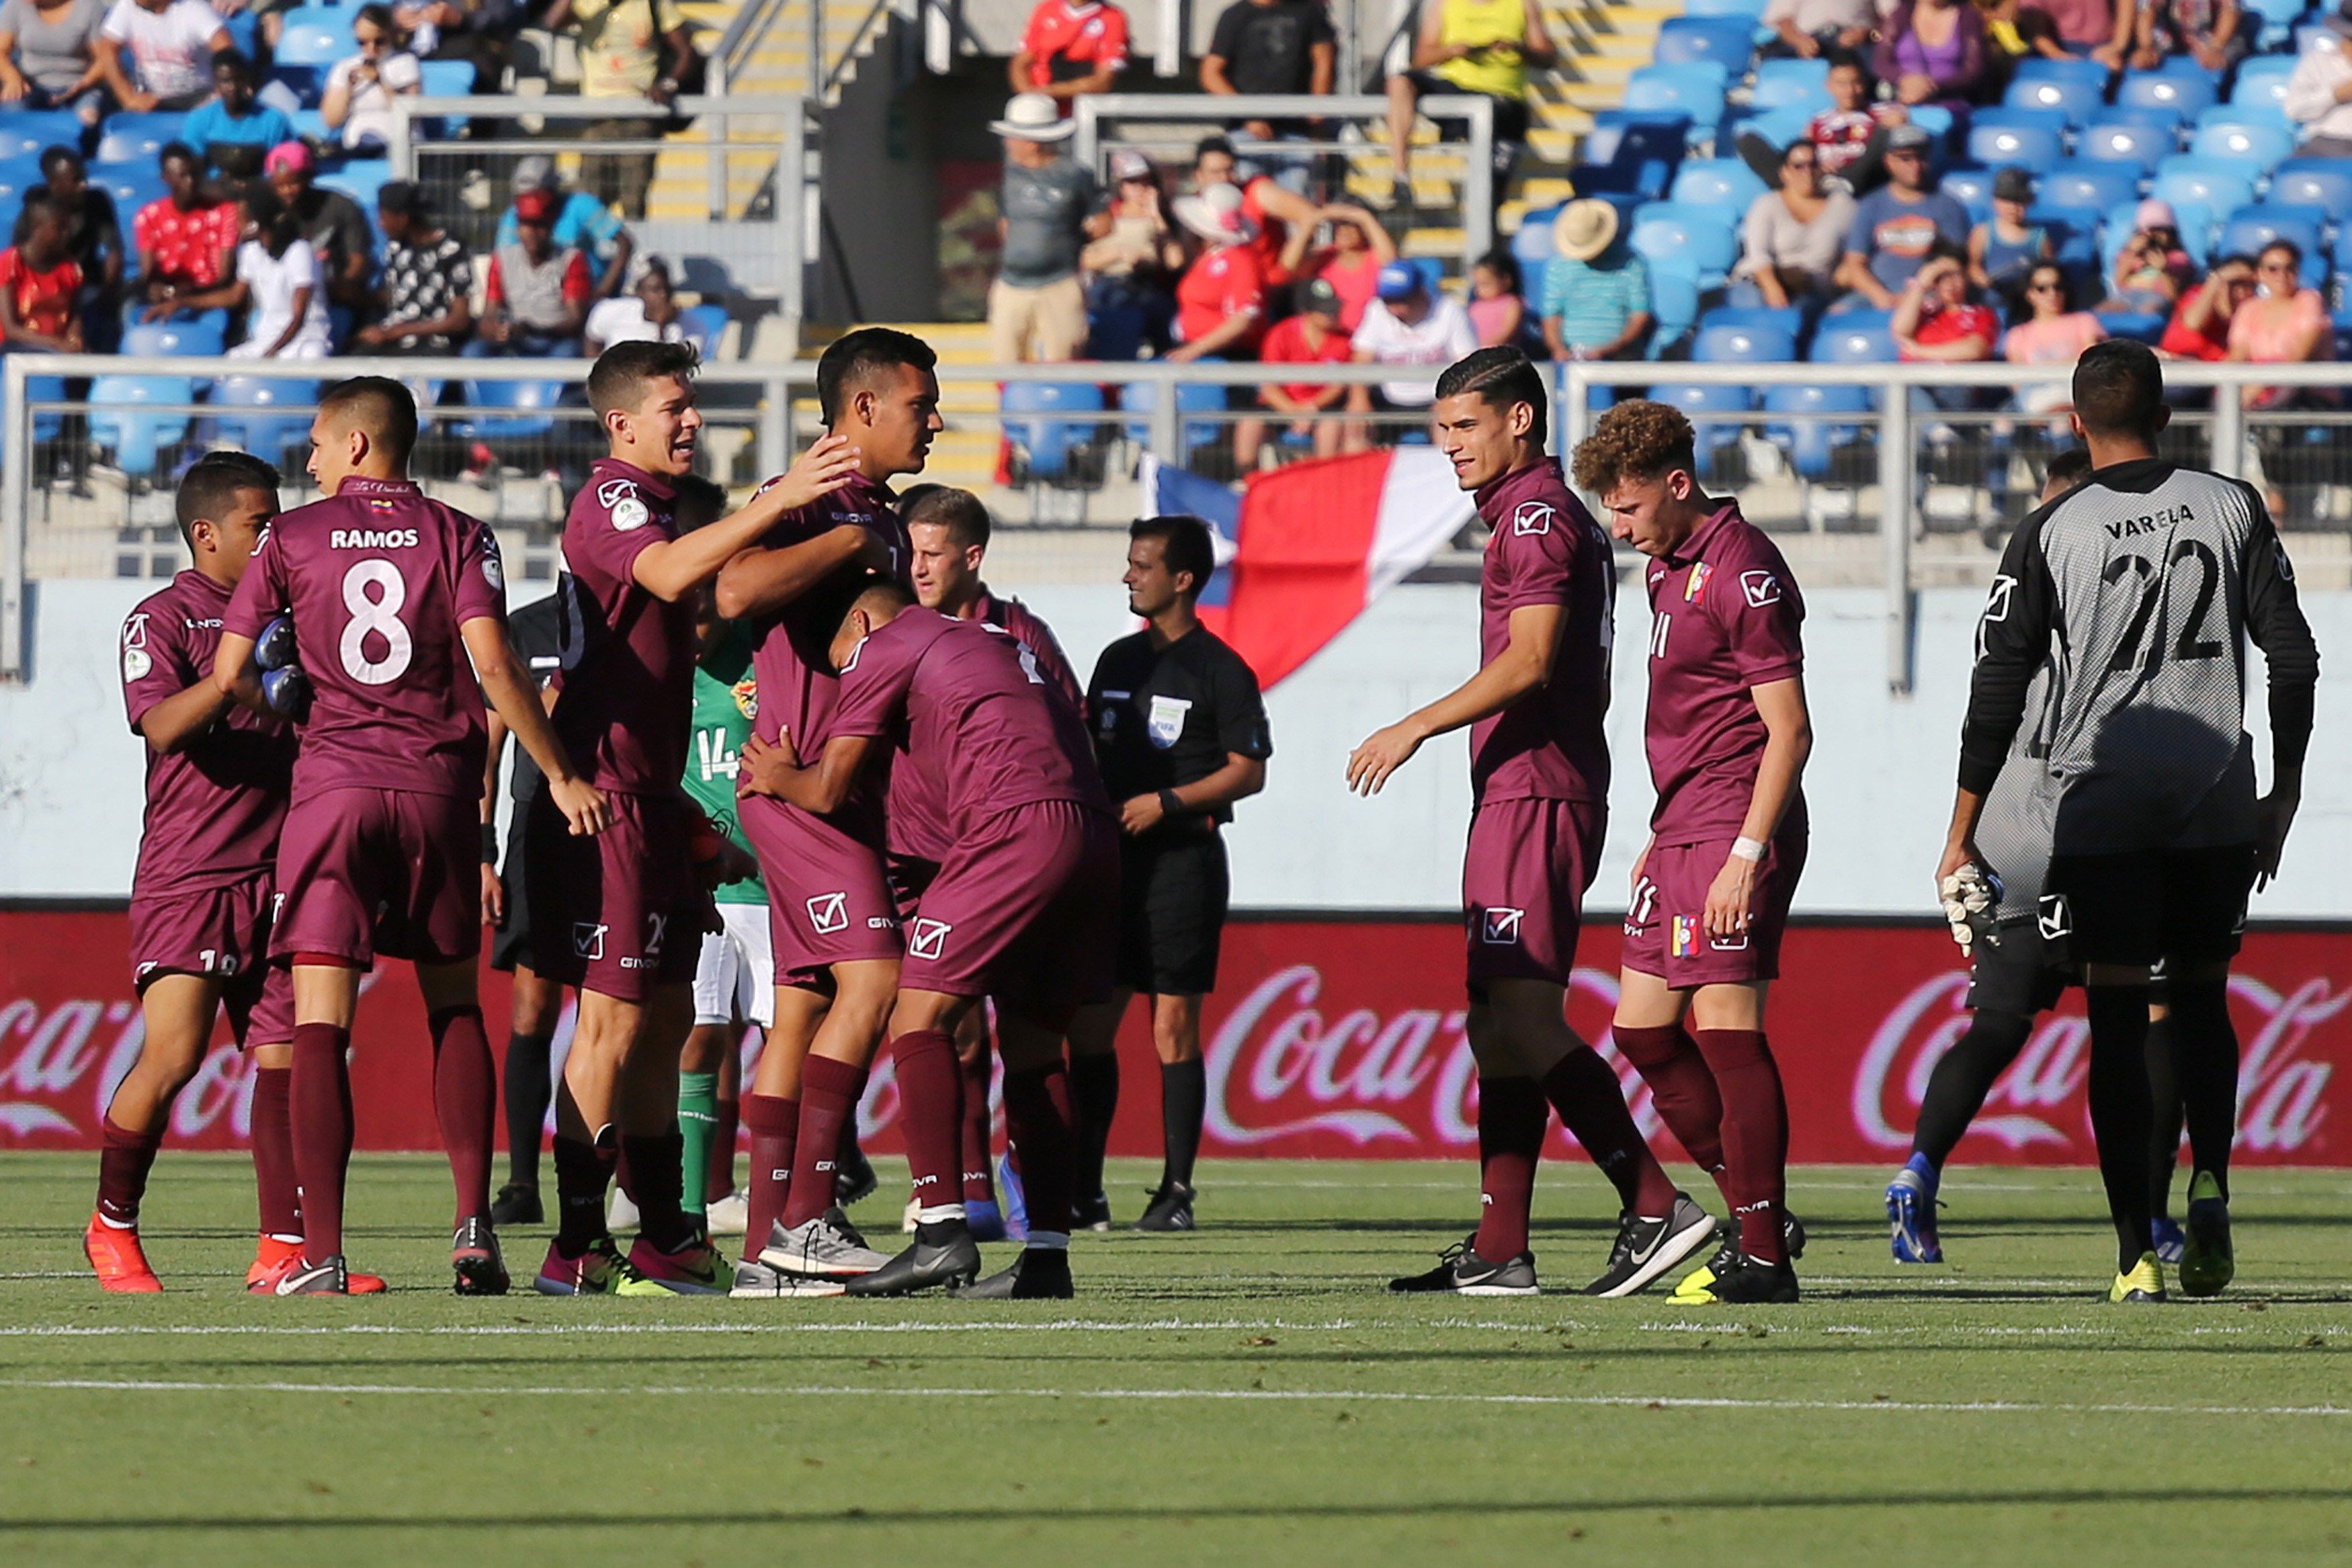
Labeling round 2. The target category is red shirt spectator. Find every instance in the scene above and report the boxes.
[1174,243,1267,353]
[0,245,79,340]
[1011,0,1128,101]
[1907,300,1999,355]
[2158,260,2253,363]
[133,192,236,291]
[1260,304,1350,400]
[484,248,593,318]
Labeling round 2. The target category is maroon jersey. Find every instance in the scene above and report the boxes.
[1640,501,1807,846]
[222,476,507,803]
[120,570,295,895]
[1470,460,1613,806]
[830,610,1109,840]
[745,470,910,756]
[967,586,1081,707]
[552,458,691,794]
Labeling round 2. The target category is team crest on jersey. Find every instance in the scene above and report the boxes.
[572,922,607,961]
[1480,908,1523,945]
[1740,570,1781,608]
[1671,916,1698,957]
[806,891,849,934]
[909,918,952,961]
[1147,694,1191,748]
[482,546,504,592]
[730,677,757,720]
[1684,562,1712,601]
[1512,500,1554,536]
[121,614,151,681]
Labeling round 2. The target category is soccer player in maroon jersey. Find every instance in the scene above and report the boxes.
[214,377,613,1297]
[1573,399,1815,1305]
[739,574,1118,1297]
[523,341,861,1295]
[1347,349,1716,1298]
[712,327,939,1295]
[901,483,1083,1235]
[90,452,384,1295]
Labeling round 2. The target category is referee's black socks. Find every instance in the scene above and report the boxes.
[1160,1058,1206,1192]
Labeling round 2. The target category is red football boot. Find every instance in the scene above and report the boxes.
[85,1213,162,1293]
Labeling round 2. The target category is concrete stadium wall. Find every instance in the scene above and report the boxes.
[3,573,2341,916]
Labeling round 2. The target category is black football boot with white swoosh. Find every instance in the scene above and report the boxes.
[1388,1234,1539,1297]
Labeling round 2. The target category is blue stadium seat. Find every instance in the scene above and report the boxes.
[0,155,43,216]
[2039,161,2142,216]
[208,376,317,467]
[2191,113,2294,168]
[679,304,727,362]
[2220,204,2328,287]
[2269,160,2352,214]
[2004,73,2101,124]
[454,377,565,443]
[2011,56,2109,92]
[274,7,351,64]
[87,374,196,476]
[1652,16,1753,72]
[123,316,226,356]
[2101,311,2168,345]
[1646,257,1702,357]
[1118,378,1215,464]
[1655,383,1753,457]
[95,165,168,231]
[1669,157,1767,212]
[1939,167,1996,225]
[1693,320,1798,362]
[1699,302,1804,339]
[1628,201,1738,289]
[2078,115,2174,172]
[1906,103,1956,144]
[2103,198,2211,275]
[0,109,81,163]
[2232,52,2299,112]
[2151,155,2259,219]
[1810,312,1894,365]
[418,59,473,95]
[267,63,323,104]
[1750,56,1829,112]
[1622,63,1729,124]
[2116,62,2217,120]
[2243,0,2306,50]
[95,113,187,167]
[1764,382,1870,480]
[1579,108,1695,167]
[1968,109,2066,169]
[1683,0,1767,16]
[1724,103,1813,155]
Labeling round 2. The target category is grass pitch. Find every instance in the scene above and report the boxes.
[2,1152,2350,1567]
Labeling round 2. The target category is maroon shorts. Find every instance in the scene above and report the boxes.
[900,801,1118,1033]
[128,873,294,1047]
[524,787,710,1002]
[740,794,902,992]
[1620,828,1808,988]
[1462,796,1605,989]
[271,787,480,967]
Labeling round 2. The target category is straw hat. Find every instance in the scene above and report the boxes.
[1552,199,1619,262]
[1173,181,1259,247]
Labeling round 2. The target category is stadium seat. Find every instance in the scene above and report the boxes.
[1723,103,1813,155]
[2103,198,2212,275]
[1669,157,1768,212]
[0,108,81,162]
[267,63,323,105]
[1763,381,1871,479]
[1682,0,1767,17]
[1810,312,1894,365]
[0,155,42,216]
[2220,205,2328,288]
[2232,53,2299,112]
[1693,320,1798,363]
[2038,161,2142,216]
[1652,17,1753,73]
[1578,108,1695,169]
[1939,167,1996,225]
[95,113,187,167]
[2100,311,2169,345]
[678,304,727,362]
[2267,159,2352,215]
[1654,382,1753,459]
[454,376,565,443]
[1968,109,2067,170]
[2151,155,2259,220]
[2010,56,2109,93]
[208,376,317,468]
[2190,114,2294,168]
[2004,73,2101,124]
[123,316,227,357]
[274,8,352,64]
[2115,62,2217,120]
[1628,202,1738,290]
[1750,56,1829,113]
[2242,0,2306,48]
[1646,257,1702,357]
[87,374,196,476]
[1699,302,1804,339]
[288,107,329,141]
[1906,103,1955,144]
[418,59,473,95]
[2078,116,2174,173]
[1622,64,1729,124]
[1118,377,1218,464]
[95,165,169,228]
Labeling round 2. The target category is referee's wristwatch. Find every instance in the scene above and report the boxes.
[1157,787,1185,820]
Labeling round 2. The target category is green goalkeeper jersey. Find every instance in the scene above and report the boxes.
[684,623,765,906]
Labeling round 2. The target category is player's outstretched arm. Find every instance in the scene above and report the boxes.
[460,616,610,838]
[1347,603,1564,796]
[735,730,876,816]
[1704,674,1814,939]
[632,435,864,603]
[714,523,886,623]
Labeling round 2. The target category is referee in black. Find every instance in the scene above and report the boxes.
[1068,515,1272,1233]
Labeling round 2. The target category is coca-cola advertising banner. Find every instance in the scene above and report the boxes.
[3,910,2343,1164]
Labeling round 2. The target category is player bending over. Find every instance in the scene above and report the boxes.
[1941,341,2316,1303]
[213,377,611,1295]
[1350,348,1716,1298]
[1574,400,1814,1306]
[739,576,1118,1297]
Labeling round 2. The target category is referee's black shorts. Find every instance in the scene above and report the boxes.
[2041,843,2257,970]
[1116,828,1230,997]
[489,806,536,975]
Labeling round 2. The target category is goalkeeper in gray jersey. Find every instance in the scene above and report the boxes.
[1939,341,2318,1304]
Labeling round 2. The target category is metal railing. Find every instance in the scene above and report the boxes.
[384,94,810,323]
[1070,93,1496,271]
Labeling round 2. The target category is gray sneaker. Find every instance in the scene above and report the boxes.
[730,1258,844,1299]
[759,1214,893,1278]
[1581,1194,1719,1298]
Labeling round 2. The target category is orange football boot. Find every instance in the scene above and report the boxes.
[85,1213,163,1293]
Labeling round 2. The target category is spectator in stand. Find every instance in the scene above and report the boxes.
[1835,124,1971,308]
[2283,3,2352,159]
[2230,239,2333,411]
[2005,260,2106,417]
[1201,0,1335,185]
[1009,0,1127,105]
[989,91,1105,365]
[2107,0,2242,71]
[133,141,237,319]
[0,0,110,127]
[2042,0,2112,52]
[1235,274,1349,466]
[0,197,83,352]
[497,155,632,300]
[1540,198,1650,362]
[2103,198,2196,316]
[583,253,683,353]
[1977,0,2069,91]
[352,179,470,353]
[1740,52,1905,196]
[321,5,421,153]
[1893,252,1998,410]
[2158,252,2253,361]
[541,0,694,220]
[1466,247,1527,348]
[1875,0,1990,118]
[1763,0,1876,59]
[96,0,227,111]
[1191,134,1318,292]
[181,51,296,180]
[1384,0,1554,213]
[392,0,515,93]
[20,147,122,334]
[263,141,370,310]
[1345,259,1474,447]
[470,185,591,357]
[1279,202,1393,332]
[1081,148,1182,359]
[1167,179,1267,363]
[1966,166,2050,306]
[186,188,334,359]
[1738,140,1855,308]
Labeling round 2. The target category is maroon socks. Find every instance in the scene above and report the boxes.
[1691,1029,1789,1263]
[289,1022,354,1265]
[1538,1046,1679,1217]
[249,1063,301,1239]
[1472,1076,1548,1262]
[741,1092,798,1256]
[781,1056,864,1231]
[1612,1023,1732,1207]
[95,1115,163,1229]
[890,1029,964,1218]
[960,1041,995,1203]
[427,1006,495,1227]
[1001,1062,1077,1239]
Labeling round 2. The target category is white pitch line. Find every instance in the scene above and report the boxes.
[5,1375,2352,1420]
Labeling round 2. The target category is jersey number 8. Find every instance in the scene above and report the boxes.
[339,558,415,685]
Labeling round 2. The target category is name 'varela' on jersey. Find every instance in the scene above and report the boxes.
[1960,458,2319,857]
